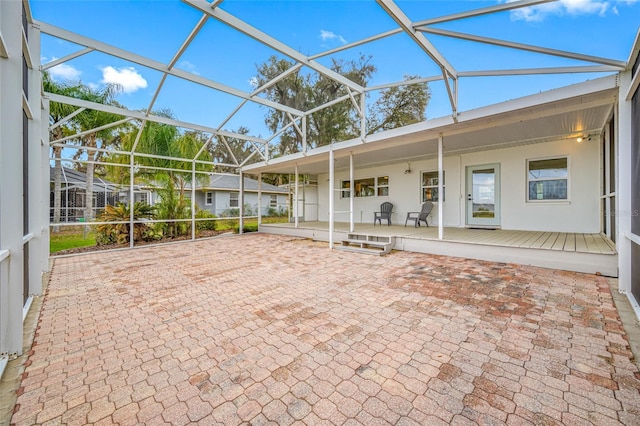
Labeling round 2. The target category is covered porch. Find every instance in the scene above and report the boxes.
[260,221,618,277]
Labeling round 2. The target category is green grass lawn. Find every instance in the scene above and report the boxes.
[50,230,96,254]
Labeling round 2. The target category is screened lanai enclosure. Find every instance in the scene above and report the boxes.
[1,0,640,373]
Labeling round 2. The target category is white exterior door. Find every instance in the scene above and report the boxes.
[466,164,501,227]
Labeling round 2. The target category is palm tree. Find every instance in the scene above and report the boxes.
[43,72,80,231]
[69,83,122,222]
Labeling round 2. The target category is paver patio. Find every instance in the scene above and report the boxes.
[9,233,640,425]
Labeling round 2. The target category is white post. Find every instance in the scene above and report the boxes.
[0,0,26,358]
[617,70,633,298]
[28,24,44,297]
[349,152,354,232]
[329,148,335,249]
[239,170,244,234]
[438,134,444,240]
[302,116,307,153]
[129,153,135,248]
[257,173,262,226]
[360,93,366,140]
[294,164,299,228]
[191,162,196,240]
[40,98,50,275]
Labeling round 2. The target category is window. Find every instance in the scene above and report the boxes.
[421,171,445,202]
[229,192,239,208]
[527,157,568,201]
[341,176,389,198]
[205,192,213,205]
[270,195,278,207]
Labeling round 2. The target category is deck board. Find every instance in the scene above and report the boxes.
[541,232,560,250]
[584,234,601,254]
[575,234,588,252]
[551,233,568,251]
[564,233,576,252]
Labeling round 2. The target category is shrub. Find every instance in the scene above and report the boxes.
[196,209,217,231]
[96,202,156,245]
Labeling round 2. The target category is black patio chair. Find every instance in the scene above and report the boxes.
[374,202,393,226]
[404,201,433,227]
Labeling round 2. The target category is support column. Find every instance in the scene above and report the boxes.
[191,162,196,240]
[360,93,366,140]
[294,164,299,228]
[40,98,50,276]
[438,134,444,241]
[349,152,354,232]
[28,23,44,297]
[129,153,135,248]
[329,148,335,249]
[239,170,244,234]
[618,70,633,299]
[257,173,262,226]
[0,0,26,358]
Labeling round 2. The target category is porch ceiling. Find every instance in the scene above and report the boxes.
[243,76,617,175]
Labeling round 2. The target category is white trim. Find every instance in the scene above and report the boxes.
[22,233,34,244]
[0,357,7,381]
[0,250,9,263]
[205,191,213,206]
[625,67,640,101]
[21,26,33,69]
[185,0,365,94]
[626,232,640,247]
[22,295,33,322]
[22,92,33,119]
[0,30,7,58]
[36,20,304,116]
[45,92,267,145]
[525,156,570,203]
[420,170,445,203]
[413,0,556,26]
[418,27,626,69]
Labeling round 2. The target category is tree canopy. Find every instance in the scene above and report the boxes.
[254,55,431,156]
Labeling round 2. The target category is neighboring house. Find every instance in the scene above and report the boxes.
[194,174,288,217]
[48,167,139,222]
[141,173,289,217]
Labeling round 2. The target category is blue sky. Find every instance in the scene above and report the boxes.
[32,0,640,140]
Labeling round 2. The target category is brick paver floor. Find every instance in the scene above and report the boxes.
[10,233,640,425]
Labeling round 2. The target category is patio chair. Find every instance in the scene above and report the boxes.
[404,201,433,227]
[374,202,394,226]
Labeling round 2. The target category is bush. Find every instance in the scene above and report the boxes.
[96,202,156,245]
[196,209,217,231]
[234,222,258,233]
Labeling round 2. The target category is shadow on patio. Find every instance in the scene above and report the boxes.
[6,233,640,424]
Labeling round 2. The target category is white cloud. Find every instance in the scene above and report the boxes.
[178,60,200,76]
[319,30,347,45]
[100,66,147,94]
[44,57,82,81]
[508,0,614,21]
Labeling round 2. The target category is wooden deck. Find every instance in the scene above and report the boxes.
[259,221,618,276]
